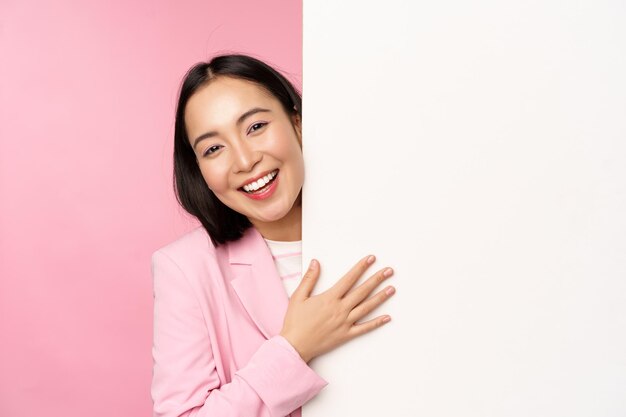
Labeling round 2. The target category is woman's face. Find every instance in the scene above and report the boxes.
[184,76,304,231]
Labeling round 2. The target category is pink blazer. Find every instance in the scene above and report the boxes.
[151,225,328,417]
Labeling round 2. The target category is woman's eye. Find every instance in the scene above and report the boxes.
[203,145,221,157]
[248,122,267,134]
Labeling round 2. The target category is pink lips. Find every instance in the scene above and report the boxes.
[239,171,279,200]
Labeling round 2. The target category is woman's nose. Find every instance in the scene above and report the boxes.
[232,140,261,173]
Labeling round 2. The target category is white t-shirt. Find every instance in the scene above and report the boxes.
[263,238,302,299]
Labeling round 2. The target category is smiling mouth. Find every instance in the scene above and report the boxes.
[238,169,279,194]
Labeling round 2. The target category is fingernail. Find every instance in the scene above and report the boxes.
[367,255,375,264]
[310,259,317,268]
[383,268,393,277]
[382,316,391,323]
[386,286,395,295]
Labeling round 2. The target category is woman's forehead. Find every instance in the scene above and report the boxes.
[199,77,274,105]
[187,78,277,118]
[184,77,281,136]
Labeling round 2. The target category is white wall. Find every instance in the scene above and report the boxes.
[302,1,626,416]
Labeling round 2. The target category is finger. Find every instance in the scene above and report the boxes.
[347,314,391,339]
[346,285,395,324]
[343,267,393,311]
[291,259,320,301]
[330,255,375,298]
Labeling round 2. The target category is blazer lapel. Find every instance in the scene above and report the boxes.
[227,226,289,340]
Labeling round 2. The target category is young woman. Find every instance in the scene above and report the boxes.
[151,54,396,417]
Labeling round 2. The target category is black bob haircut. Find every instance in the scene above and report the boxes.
[173,54,303,248]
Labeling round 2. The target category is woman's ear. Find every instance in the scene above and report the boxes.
[291,113,302,142]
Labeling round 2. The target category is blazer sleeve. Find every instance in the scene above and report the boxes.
[151,250,328,417]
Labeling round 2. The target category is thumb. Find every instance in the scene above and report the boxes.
[292,259,320,301]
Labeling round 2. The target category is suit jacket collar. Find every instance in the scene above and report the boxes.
[226,226,289,340]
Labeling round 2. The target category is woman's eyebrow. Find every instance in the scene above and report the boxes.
[192,107,272,149]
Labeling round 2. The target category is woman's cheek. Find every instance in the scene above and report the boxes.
[199,168,220,192]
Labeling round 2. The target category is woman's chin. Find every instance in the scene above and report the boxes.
[250,212,287,224]
[241,194,301,225]
[248,205,295,224]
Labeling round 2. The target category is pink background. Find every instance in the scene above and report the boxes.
[0,1,301,415]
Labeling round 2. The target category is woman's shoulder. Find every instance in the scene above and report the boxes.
[151,226,218,267]
[151,225,262,273]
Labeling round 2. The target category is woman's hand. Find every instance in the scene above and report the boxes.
[279,255,395,363]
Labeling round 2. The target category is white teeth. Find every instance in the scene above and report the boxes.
[243,170,278,192]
